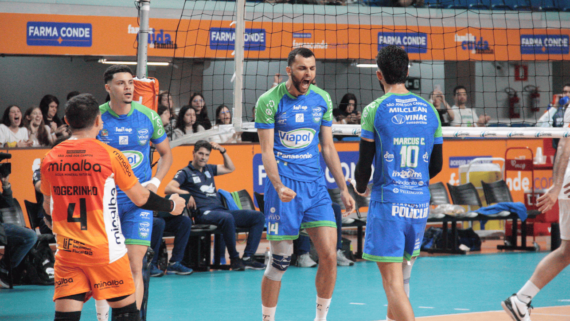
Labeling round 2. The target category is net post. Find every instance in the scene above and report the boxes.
[233,0,246,131]
[136,0,151,79]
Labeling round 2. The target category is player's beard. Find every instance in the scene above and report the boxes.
[291,73,312,94]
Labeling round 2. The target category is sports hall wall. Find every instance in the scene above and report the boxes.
[9,139,552,228]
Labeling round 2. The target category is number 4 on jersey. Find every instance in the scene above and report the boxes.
[67,198,88,230]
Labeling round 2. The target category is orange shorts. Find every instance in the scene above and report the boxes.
[53,254,135,301]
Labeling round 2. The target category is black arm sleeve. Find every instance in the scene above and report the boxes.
[140,191,174,213]
[429,144,443,179]
[354,139,376,193]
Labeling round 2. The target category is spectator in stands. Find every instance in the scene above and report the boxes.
[242,106,259,143]
[172,105,205,141]
[334,93,361,124]
[39,95,69,139]
[158,91,177,118]
[66,91,80,101]
[294,203,354,267]
[450,85,491,127]
[429,89,454,126]
[392,0,424,7]
[164,140,266,271]
[189,93,212,130]
[210,105,241,144]
[149,212,194,277]
[158,105,173,138]
[23,107,53,147]
[0,173,38,288]
[0,105,32,148]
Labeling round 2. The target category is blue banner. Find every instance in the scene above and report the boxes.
[27,22,92,47]
[209,28,266,51]
[253,151,373,199]
[520,35,570,55]
[378,32,428,54]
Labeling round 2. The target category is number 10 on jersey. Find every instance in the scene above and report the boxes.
[399,145,419,168]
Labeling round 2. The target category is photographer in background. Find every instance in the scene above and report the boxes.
[0,154,38,288]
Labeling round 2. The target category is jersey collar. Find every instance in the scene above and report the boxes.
[103,102,136,118]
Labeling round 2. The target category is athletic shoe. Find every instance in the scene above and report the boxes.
[150,264,165,277]
[0,270,9,288]
[337,249,354,266]
[231,258,245,271]
[242,256,266,270]
[295,253,317,268]
[166,262,194,275]
[502,294,533,321]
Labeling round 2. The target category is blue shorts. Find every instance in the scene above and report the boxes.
[363,201,429,263]
[264,175,335,241]
[118,199,153,246]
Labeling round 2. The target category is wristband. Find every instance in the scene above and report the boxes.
[170,199,176,213]
[220,149,227,154]
[273,82,278,86]
[142,177,161,188]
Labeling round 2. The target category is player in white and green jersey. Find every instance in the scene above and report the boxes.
[354,45,443,321]
[256,48,355,321]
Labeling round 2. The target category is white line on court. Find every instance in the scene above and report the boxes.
[418,307,434,309]
[532,313,570,317]
[559,299,570,302]
[454,308,470,311]
[350,303,366,305]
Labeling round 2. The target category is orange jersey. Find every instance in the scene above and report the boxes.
[41,138,138,266]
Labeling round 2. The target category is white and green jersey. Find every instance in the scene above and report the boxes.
[255,83,333,181]
[361,92,443,203]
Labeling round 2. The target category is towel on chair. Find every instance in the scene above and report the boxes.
[475,202,528,221]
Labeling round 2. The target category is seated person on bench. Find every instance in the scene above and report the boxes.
[149,214,193,277]
[164,140,266,271]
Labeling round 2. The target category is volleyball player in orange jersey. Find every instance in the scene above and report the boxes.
[40,94,184,321]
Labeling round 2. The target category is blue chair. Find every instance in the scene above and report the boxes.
[447,0,469,8]
[491,0,512,9]
[510,122,534,127]
[513,0,533,10]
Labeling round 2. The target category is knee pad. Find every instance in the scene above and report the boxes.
[111,302,140,321]
[264,240,294,281]
[54,311,81,321]
[402,257,416,298]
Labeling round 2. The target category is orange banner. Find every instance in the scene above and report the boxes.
[1,13,569,61]
[8,139,553,229]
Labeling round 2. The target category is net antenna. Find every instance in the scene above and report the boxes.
[232,0,246,132]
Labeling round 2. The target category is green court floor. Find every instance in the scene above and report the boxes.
[0,252,569,320]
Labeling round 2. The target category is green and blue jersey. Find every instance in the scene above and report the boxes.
[255,83,333,181]
[361,92,442,204]
[97,101,166,200]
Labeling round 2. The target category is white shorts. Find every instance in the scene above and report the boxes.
[557,198,570,240]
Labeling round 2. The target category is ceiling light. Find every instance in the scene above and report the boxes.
[98,59,169,66]
[356,64,378,68]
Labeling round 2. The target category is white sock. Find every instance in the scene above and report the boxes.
[262,305,276,321]
[95,299,110,321]
[516,280,540,304]
[386,317,396,321]
[315,296,331,321]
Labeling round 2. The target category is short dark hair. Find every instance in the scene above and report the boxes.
[2,105,23,127]
[453,85,467,96]
[563,83,570,89]
[287,48,315,67]
[157,105,169,116]
[376,45,408,85]
[104,65,134,84]
[66,91,80,101]
[194,140,212,153]
[64,93,100,130]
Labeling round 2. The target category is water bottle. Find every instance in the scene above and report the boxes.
[264,247,271,266]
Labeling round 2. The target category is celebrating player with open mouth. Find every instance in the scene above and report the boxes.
[255,47,355,321]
